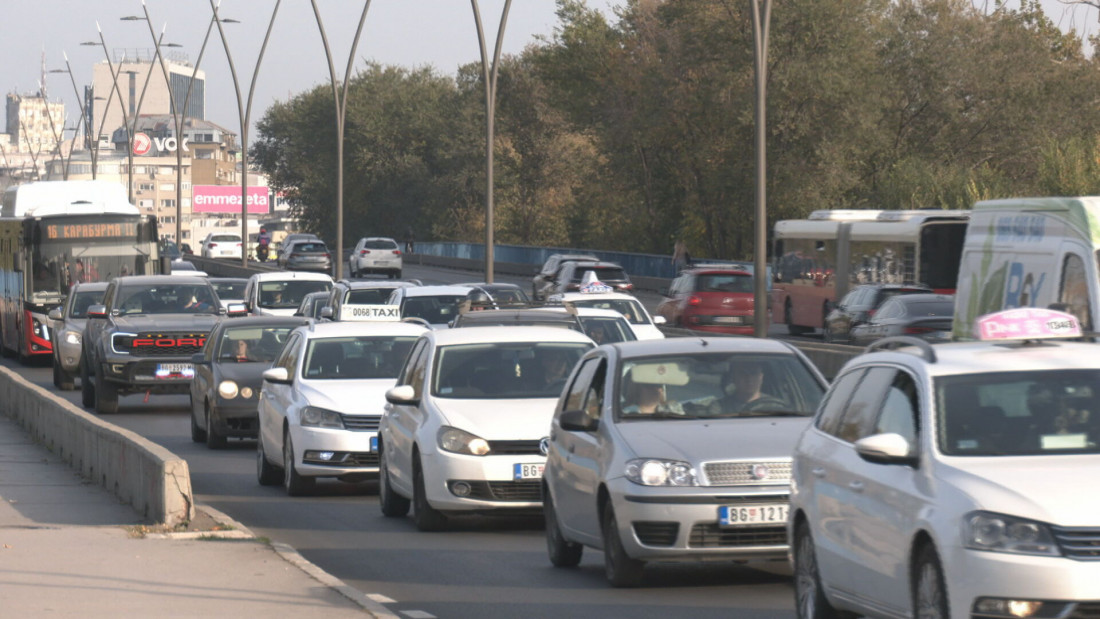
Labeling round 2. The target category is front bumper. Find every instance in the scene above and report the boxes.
[421,450,546,512]
[210,400,260,439]
[99,355,196,394]
[288,425,379,478]
[607,479,790,562]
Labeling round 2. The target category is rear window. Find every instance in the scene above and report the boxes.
[570,267,627,282]
[292,243,327,253]
[901,299,954,317]
[347,288,395,305]
[364,239,398,250]
[401,295,467,324]
[695,274,753,293]
[211,235,240,242]
[212,281,246,299]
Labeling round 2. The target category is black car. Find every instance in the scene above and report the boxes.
[531,253,599,301]
[551,261,634,296]
[823,283,933,343]
[459,282,532,307]
[849,293,955,346]
[189,315,308,448]
[295,291,331,319]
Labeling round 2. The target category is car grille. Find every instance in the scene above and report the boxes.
[488,440,543,455]
[455,480,542,502]
[113,332,208,357]
[302,452,379,467]
[703,460,792,486]
[1053,526,1100,560]
[633,521,679,547]
[688,524,787,548]
[341,414,381,431]
[1066,603,1100,618]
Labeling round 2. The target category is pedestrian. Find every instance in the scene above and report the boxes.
[672,240,688,273]
[405,227,416,254]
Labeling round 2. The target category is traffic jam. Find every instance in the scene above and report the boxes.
[38,207,1100,619]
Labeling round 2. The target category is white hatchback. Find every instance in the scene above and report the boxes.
[256,320,427,495]
[790,309,1100,619]
[549,291,666,340]
[200,233,243,259]
[378,326,594,531]
[349,236,403,279]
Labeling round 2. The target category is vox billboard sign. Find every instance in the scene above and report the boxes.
[132,132,190,156]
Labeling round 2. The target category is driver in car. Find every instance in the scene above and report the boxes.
[710,361,788,415]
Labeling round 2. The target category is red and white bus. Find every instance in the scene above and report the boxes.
[771,209,969,335]
[0,181,162,362]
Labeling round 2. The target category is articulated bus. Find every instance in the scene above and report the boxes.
[0,180,162,361]
[771,209,969,335]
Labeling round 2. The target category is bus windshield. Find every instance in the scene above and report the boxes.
[31,241,155,304]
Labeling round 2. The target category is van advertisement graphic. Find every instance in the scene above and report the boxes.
[192,185,269,214]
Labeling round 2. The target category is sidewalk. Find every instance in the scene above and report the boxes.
[0,414,396,618]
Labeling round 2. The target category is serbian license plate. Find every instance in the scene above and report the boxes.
[155,363,194,379]
[714,316,743,324]
[370,436,378,452]
[220,250,234,256]
[513,463,544,480]
[718,503,788,527]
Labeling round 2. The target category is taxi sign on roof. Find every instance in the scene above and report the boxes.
[579,270,613,294]
[975,308,1081,341]
[342,304,400,322]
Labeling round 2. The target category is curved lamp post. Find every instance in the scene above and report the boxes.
[310,0,372,281]
[48,54,91,180]
[750,0,771,338]
[471,0,512,284]
[37,80,68,180]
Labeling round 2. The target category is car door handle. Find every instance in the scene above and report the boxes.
[811,467,826,478]
[849,480,864,492]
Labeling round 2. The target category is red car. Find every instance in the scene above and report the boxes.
[657,265,759,334]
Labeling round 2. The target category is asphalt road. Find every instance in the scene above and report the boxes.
[7,262,799,619]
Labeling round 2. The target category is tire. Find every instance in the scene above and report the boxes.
[601,505,644,587]
[379,443,411,517]
[794,521,843,619]
[786,301,810,336]
[81,353,95,408]
[545,487,583,567]
[256,435,282,486]
[913,545,949,619]
[94,364,119,414]
[412,455,447,531]
[53,361,75,391]
[282,432,314,496]
[190,396,207,443]
[205,403,228,450]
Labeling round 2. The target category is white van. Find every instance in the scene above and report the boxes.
[953,197,1100,339]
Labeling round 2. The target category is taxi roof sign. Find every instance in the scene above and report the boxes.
[975,308,1081,341]
[579,270,613,293]
[341,304,401,322]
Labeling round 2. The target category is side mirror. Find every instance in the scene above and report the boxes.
[226,303,247,317]
[854,433,916,466]
[385,384,418,405]
[559,409,597,432]
[192,352,206,364]
[320,306,334,319]
[87,304,107,319]
[262,367,291,384]
[48,308,64,321]
[652,316,667,326]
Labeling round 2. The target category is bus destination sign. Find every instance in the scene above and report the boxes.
[46,222,139,241]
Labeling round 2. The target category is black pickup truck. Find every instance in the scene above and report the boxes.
[81,275,227,414]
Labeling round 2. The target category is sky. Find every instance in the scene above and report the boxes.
[1,0,1096,141]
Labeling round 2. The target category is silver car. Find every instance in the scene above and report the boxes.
[48,281,108,390]
[543,337,828,587]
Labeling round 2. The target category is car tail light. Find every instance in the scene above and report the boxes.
[868,309,876,317]
[621,283,634,291]
[904,326,933,334]
[688,296,702,306]
[291,253,302,259]
[567,284,580,291]
[393,250,401,255]
[360,249,370,255]
[209,242,218,248]
[325,252,332,259]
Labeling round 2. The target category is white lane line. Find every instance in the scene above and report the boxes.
[368,594,397,604]
[400,612,436,619]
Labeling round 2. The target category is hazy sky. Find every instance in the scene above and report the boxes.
[1,1,1095,140]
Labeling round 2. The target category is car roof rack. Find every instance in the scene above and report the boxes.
[865,336,937,363]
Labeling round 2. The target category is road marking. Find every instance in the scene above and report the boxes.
[368,594,396,604]
[400,612,436,619]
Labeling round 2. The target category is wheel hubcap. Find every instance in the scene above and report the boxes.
[795,533,817,618]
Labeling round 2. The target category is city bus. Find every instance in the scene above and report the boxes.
[0,180,162,362]
[771,209,969,335]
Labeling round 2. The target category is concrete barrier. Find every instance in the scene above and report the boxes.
[0,366,193,526]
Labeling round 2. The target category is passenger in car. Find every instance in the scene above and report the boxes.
[622,370,683,415]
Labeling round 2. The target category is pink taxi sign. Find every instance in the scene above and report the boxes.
[975,308,1081,341]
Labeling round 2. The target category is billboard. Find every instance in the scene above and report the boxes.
[192,185,269,214]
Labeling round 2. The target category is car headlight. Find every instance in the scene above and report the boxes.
[965,511,1060,556]
[63,330,82,345]
[218,380,239,399]
[32,318,45,338]
[438,426,490,456]
[300,406,344,429]
[625,458,697,486]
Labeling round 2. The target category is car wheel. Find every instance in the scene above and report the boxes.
[189,396,207,443]
[786,301,810,336]
[913,545,949,619]
[412,455,447,531]
[54,361,75,391]
[282,432,314,496]
[379,443,411,517]
[794,521,844,619]
[94,363,119,414]
[205,402,228,450]
[545,486,583,567]
[81,353,95,408]
[256,434,282,486]
[601,505,644,587]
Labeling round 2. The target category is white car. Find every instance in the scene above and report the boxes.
[200,233,244,260]
[349,236,403,279]
[256,320,428,495]
[790,308,1100,619]
[209,277,247,311]
[387,285,473,329]
[549,291,666,340]
[378,326,594,530]
[243,271,334,317]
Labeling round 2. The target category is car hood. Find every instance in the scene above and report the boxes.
[299,379,395,415]
[614,416,811,463]
[937,456,1100,526]
[215,361,272,390]
[434,397,559,440]
[113,314,221,331]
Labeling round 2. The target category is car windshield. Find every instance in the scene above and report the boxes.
[401,295,467,324]
[617,353,825,419]
[258,281,332,309]
[217,326,295,363]
[364,239,398,250]
[433,342,592,399]
[302,335,417,380]
[488,288,529,304]
[115,283,219,315]
[937,370,1100,456]
[696,274,753,293]
[579,316,636,344]
[569,299,649,325]
[69,289,106,318]
[211,281,246,299]
[347,288,395,305]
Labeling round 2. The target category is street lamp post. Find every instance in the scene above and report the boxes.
[48,54,91,179]
[37,80,68,180]
[470,0,512,284]
[210,0,282,268]
[750,0,771,339]
[310,0,372,281]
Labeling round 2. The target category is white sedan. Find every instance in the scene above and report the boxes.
[378,326,594,530]
[549,291,666,340]
[256,319,427,495]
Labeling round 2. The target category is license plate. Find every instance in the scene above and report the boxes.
[714,316,743,324]
[718,503,788,527]
[155,363,194,379]
[370,436,378,452]
[513,463,544,480]
[220,250,234,256]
